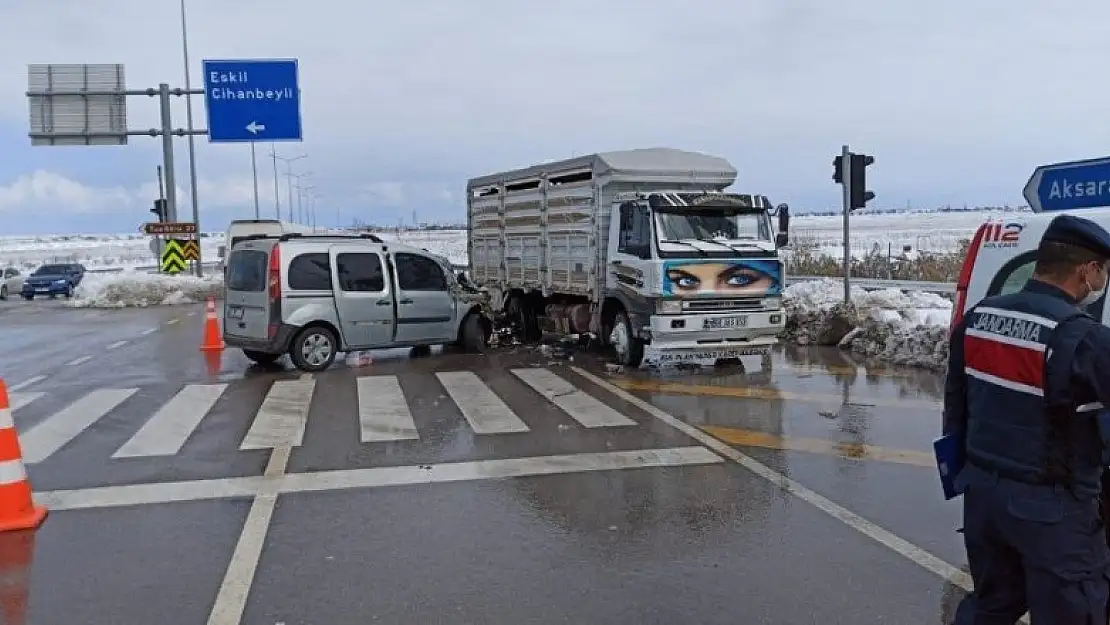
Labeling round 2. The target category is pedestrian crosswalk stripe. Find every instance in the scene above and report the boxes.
[113,383,228,459]
[23,388,138,464]
[435,371,530,435]
[357,376,419,442]
[511,368,637,428]
[10,393,44,412]
[14,367,644,465]
[239,378,316,450]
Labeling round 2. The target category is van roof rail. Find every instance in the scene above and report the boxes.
[277,233,384,243]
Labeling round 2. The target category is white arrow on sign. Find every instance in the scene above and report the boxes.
[245,121,266,135]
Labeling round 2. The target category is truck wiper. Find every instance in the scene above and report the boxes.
[658,239,708,256]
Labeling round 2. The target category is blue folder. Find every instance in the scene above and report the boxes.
[934,433,965,500]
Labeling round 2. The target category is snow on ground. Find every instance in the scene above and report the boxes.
[68,272,223,308]
[789,210,1007,260]
[0,233,224,272]
[782,278,952,370]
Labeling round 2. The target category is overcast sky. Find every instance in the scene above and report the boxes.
[2,0,1109,235]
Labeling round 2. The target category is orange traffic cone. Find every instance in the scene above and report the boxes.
[0,530,37,625]
[203,350,223,377]
[199,296,225,352]
[0,380,46,534]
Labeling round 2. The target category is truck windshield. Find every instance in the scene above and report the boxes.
[654,209,771,243]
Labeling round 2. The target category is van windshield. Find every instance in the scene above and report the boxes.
[227,249,268,292]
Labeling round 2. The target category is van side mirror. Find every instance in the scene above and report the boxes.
[775,232,789,247]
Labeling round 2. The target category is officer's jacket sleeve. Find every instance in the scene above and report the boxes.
[1074,323,1110,409]
[942,315,968,436]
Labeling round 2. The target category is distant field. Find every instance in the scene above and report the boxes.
[0,210,1006,274]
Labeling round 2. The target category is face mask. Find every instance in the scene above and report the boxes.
[1080,266,1108,308]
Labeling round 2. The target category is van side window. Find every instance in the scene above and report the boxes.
[287,253,332,290]
[395,253,447,291]
[336,253,385,292]
[987,251,1036,297]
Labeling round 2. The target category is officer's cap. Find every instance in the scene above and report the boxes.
[1040,214,1110,260]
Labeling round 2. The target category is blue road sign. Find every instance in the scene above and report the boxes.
[202,59,302,143]
[1023,156,1110,213]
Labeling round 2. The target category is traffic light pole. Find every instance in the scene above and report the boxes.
[841,144,851,304]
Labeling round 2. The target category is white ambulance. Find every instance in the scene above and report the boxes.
[952,207,1110,329]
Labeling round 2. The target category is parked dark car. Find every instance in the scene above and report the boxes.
[21,263,85,300]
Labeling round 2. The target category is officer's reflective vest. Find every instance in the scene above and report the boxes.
[963,290,1105,496]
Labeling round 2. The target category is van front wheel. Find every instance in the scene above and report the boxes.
[460,313,488,353]
[289,326,338,372]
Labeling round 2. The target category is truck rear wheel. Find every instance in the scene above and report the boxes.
[508,294,541,343]
[610,310,643,367]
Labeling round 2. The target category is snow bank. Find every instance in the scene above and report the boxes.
[69,272,224,308]
[782,278,953,370]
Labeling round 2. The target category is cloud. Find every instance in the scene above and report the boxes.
[359,182,405,207]
[0,170,276,215]
[5,0,1110,234]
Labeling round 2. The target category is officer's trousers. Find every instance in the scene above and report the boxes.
[953,466,1110,624]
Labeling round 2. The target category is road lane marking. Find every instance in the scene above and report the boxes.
[357,376,419,442]
[139,328,157,336]
[700,426,935,468]
[21,388,138,464]
[607,377,942,409]
[239,378,316,450]
[106,340,128,350]
[8,376,45,392]
[784,364,920,380]
[512,367,637,427]
[436,371,530,434]
[65,355,92,367]
[9,393,44,411]
[113,384,228,458]
[571,366,972,594]
[166,318,180,325]
[34,446,723,512]
[207,445,290,625]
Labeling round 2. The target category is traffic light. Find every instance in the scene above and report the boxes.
[833,155,844,184]
[849,153,875,210]
[151,199,167,222]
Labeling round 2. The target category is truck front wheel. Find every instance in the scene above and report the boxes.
[610,310,644,367]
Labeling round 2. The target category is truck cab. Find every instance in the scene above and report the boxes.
[604,191,789,366]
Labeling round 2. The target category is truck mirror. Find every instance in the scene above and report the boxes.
[776,203,790,233]
[775,232,789,247]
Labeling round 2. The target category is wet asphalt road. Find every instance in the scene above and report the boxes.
[0,303,970,625]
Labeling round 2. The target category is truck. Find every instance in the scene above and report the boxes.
[216,219,322,271]
[465,147,791,367]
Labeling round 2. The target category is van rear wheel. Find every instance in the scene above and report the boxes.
[289,326,338,372]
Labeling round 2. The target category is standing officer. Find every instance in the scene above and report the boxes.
[944,214,1110,623]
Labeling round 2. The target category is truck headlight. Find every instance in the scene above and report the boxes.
[655,299,682,315]
[762,296,782,310]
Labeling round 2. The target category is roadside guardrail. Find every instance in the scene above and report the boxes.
[784,275,956,294]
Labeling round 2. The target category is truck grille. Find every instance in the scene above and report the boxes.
[682,298,763,312]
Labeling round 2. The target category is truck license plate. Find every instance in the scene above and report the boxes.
[704,315,747,330]
[228,306,244,320]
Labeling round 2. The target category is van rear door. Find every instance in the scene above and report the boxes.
[225,240,273,341]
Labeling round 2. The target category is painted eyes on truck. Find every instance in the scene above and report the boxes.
[666,265,776,293]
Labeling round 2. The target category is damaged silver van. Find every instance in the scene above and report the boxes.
[223,232,490,372]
